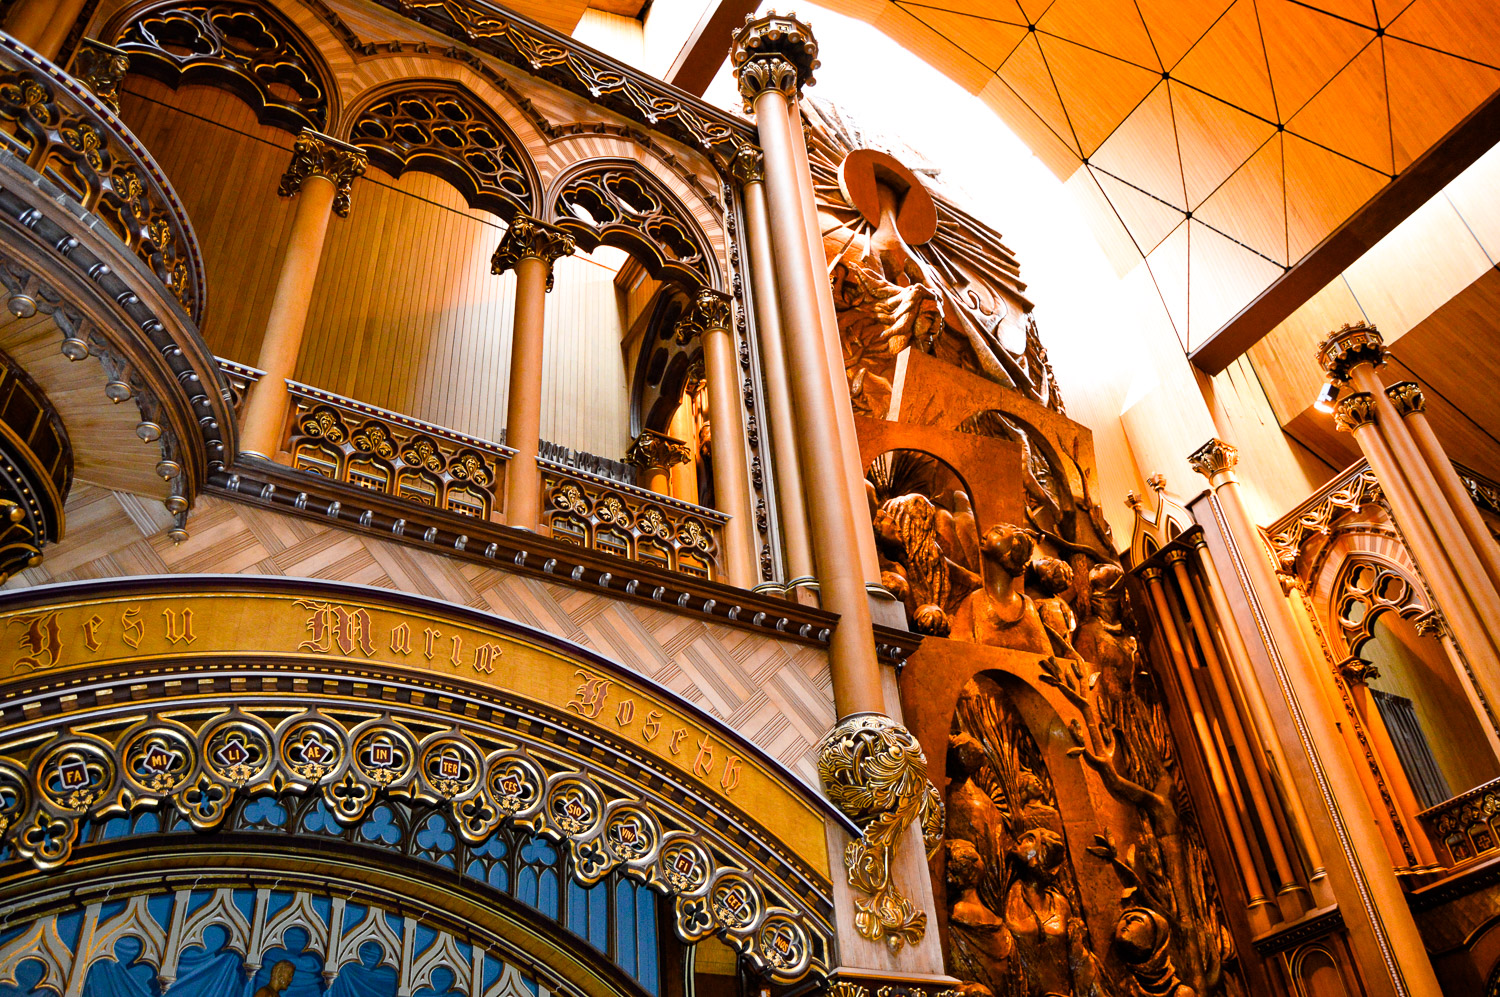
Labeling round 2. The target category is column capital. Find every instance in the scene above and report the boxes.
[674,287,734,344]
[71,39,130,113]
[489,215,576,291]
[731,12,820,111]
[625,428,693,471]
[1333,392,1378,433]
[1163,548,1190,566]
[726,145,765,186]
[1316,321,1387,384]
[1336,655,1379,687]
[1188,438,1239,484]
[1385,380,1425,416]
[279,130,368,217]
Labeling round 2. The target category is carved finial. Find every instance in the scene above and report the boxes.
[1147,473,1166,493]
[70,40,130,113]
[1385,381,1425,417]
[489,215,576,291]
[731,11,820,112]
[1333,392,1378,433]
[1188,439,1238,482]
[279,130,368,217]
[1316,321,1386,384]
[1125,491,1142,511]
[673,287,734,344]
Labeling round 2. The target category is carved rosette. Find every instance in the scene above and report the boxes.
[279,130,369,218]
[727,145,765,186]
[1334,392,1378,433]
[674,288,734,345]
[69,41,130,114]
[1386,380,1425,417]
[625,429,693,471]
[731,12,820,111]
[817,713,943,952]
[489,215,576,292]
[1187,437,1239,484]
[1316,321,1387,384]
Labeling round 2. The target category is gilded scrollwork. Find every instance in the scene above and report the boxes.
[490,214,576,291]
[818,713,944,951]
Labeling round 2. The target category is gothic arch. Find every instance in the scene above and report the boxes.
[105,0,339,133]
[341,80,541,221]
[547,159,718,289]
[630,287,701,439]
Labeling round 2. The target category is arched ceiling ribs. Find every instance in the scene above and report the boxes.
[346,83,538,220]
[108,1,336,133]
[549,159,716,289]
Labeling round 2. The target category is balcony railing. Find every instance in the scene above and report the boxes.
[282,381,512,521]
[0,36,204,320]
[1417,776,1500,865]
[542,461,726,581]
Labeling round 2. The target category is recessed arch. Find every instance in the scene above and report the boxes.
[342,81,540,221]
[106,0,338,133]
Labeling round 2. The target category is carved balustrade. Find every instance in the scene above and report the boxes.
[0,37,205,320]
[1418,776,1500,865]
[542,461,725,580]
[282,381,511,520]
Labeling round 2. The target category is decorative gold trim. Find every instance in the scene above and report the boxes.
[278,129,368,217]
[489,215,575,292]
[730,12,820,112]
[1385,381,1425,417]
[727,145,765,185]
[1333,392,1378,433]
[673,288,734,345]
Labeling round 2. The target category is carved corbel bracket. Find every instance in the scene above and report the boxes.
[625,429,693,472]
[68,40,130,113]
[816,712,943,952]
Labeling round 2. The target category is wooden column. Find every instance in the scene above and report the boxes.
[1190,437,1443,997]
[240,131,366,460]
[733,28,881,717]
[491,216,575,532]
[677,288,759,589]
[730,148,815,593]
[6,0,85,61]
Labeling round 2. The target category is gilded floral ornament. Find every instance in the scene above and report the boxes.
[817,712,944,951]
[70,40,130,114]
[490,215,575,292]
[1316,321,1387,384]
[674,288,734,344]
[279,130,368,218]
[1187,437,1239,483]
[1385,380,1425,416]
[727,145,765,186]
[1334,393,1378,433]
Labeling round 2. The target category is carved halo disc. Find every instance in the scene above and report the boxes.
[838,148,938,246]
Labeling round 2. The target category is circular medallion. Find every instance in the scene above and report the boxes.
[121,724,197,794]
[201,716,274,786]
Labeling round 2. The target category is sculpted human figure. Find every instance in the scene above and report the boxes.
[873,492,953,635]
[1031,556,1077,653]
[947,732,1005,892]
[1115,907,1196,997]
[951,524,1050,653]
[1074,563,1140,729]
[254,961,296,997]
[946,838,1021,997]
[1003,828,1095,997]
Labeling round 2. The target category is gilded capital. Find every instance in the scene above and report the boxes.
[625,429,693,471]
[1188,438,1239,483]
[1316,321,1387,384]
[1333,392,1378,433]
[1386,380,1425,417]
[279,130,369,217]
[731,12,819,111]
[71,40,130,114]
[727,145,765,186]
[489,215,576,292]
[674,288,734,344]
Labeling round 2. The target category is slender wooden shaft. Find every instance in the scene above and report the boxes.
[702,319,759,588]
[240,175,336,459]
[35,0,87,62]
[1398,395,1500,593]
[754,87,881,718]
[742,178,814,589]
[6,0,84,60]
[503,256,550,531]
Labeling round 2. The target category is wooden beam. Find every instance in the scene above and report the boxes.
[663,0,759,96]
[1190,86,1500,376]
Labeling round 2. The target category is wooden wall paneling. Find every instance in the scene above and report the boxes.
[539,253,632,460]
[117,79,297,364]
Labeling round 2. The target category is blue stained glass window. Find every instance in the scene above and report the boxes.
[613,881,636,979]
[636,884,659,996]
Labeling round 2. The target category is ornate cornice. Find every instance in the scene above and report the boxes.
[727,145,765,185]
[1386,380,1425,417]
[489,215,575,291]
[1317,321,1387,384]
[68,40,129,114]
[674,288,734,344]
[1188,437,1239,482]
[624,428,693,471]
[1334,392,1378,433]
[278,130,369,217]
[731,12,819,112]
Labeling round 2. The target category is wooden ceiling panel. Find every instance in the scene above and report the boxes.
[996,34,1082,156]
[897,6,1029,71]
[1092,165,1188,254]
[1193,134,1289,264]
[1146,221,1192,344]
[1283,133,1388,259]
[1036,0,1161,69]
[1187,220,1286,349]
[1259,0,1377,119]
[1296,0,1380,26]
[1386,0,1500,66]
[1170,0,1279,122]
[1385,36,1500,171]
[1089,83,1186,207]
[1171,82,1279,206]
[1134,0,1236,71]
[1037,34,1164,155]
[1285,40,1392,175]
[1067,167,1150,271]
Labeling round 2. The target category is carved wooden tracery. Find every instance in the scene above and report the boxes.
[111,1,334,131]
[349,85,536,219]
[550,160,713,287]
